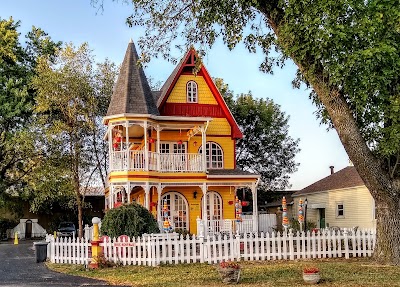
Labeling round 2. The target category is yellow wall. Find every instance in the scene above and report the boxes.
[207,118,231,136]
[167,75,217,104]
[292,186,376,229]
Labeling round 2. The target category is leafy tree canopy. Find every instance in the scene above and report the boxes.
[0,17,61,205]
[215,78,299,191]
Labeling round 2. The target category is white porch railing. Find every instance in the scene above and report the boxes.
[110,151,204,172]
[198,214,277,236]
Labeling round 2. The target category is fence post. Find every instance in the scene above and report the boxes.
[89,217,102,269]
[84,224,90,240]
[199,233,205,263]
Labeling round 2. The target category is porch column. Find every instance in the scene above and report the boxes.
[201,183,208,235]
[156,125,161,171]
[201,127,207,172]
[127,182,131,204]
[144,183,150,210]
[125,121,130,170]
[157,184,162,225]
[143,121,149,171]
[251,182,259,233]
[108,124,113,171]
[110,184,114,208]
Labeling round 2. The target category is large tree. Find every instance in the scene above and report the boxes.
[95,0,400,264]
[32,43,117,237]
[0,17,61,208]
[215,78,299,192]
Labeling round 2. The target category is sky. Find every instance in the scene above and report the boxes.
[1,0,350,190]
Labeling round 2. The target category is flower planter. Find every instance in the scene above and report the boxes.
[218,267,241,284]
[303,272,321,284]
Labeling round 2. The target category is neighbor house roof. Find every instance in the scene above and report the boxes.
[106,40,159,116]
[80,186,105,196]
[293,166,365,196]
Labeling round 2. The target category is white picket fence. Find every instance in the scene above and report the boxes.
[46,234,91,265]
[47,229,376,266]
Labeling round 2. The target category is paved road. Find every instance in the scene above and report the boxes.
[0,241,123,287]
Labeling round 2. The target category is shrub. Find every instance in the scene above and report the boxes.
[289,218,317,232]
[101,203,159,238]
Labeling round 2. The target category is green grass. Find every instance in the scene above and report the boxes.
[47,258,400,287]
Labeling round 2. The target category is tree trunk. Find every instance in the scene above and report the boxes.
[257,5,400,265]
[374,197,400,265]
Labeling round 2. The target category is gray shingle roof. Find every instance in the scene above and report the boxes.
[106,41,160,116]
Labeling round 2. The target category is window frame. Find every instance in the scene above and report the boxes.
[198,142,224,169]
[186,80,198,103]
[336,203,345,218]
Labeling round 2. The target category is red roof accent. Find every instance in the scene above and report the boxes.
[158,48,243,139]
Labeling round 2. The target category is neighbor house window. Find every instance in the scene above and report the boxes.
[187,81,198,103]
[199,142,224,169]
[337,203,344,217]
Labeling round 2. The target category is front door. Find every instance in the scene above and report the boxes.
[161,192,189,231]
[204,191,223,233]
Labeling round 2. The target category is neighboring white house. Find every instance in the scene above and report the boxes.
[292,166,376,229]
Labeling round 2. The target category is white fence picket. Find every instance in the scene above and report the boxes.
[47,229,376,267]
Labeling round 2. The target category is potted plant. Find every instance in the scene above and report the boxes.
[303,267,321,284]
[218,260,241,284]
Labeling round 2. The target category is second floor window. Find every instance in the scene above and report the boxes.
[187,81,198,103]
[199,142,223,169]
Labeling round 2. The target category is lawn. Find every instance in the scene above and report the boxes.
[47,258,400,287]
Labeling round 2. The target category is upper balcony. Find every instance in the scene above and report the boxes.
[106,117,211,174]
[110,150,205,172]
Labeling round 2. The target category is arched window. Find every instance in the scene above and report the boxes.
[186,81,198,103]
[199,142,224,169]
[161,192,189,230]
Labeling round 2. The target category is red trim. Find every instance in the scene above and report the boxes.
[110,174,208,180]
[159,49,243,139]
[161,103,225,118]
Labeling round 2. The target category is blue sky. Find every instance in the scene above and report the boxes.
[2,0,349,190]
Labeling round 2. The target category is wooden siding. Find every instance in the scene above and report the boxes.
[166,75,218,105]
[207,118,231,135]
[292,186,376,229]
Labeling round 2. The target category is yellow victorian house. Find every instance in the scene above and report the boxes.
[104,40,260,235]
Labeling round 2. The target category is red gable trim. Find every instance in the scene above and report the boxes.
[159,49,243,139]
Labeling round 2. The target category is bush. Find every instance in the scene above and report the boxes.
[101,203,159,238]
[289,218,317,232]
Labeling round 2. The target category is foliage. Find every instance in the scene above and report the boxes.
[0,218,17,235]
[0,17,61,206]
[215,78,299,191]
[32,43,117,237]
[289,218,317,232]
[219,260,240,269]
[48,258,400,287]
[95,0,400,264]
[101,203,159,238]
[303,267,319,274]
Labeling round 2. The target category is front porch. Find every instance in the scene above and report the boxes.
[106,179,260,235]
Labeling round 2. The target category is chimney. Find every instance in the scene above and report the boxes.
[329,166,334,175]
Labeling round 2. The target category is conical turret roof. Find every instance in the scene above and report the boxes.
[106,40,159,116]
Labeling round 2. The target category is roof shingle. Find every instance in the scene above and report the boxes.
[293,166,364,196]
[106,40,159,116]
